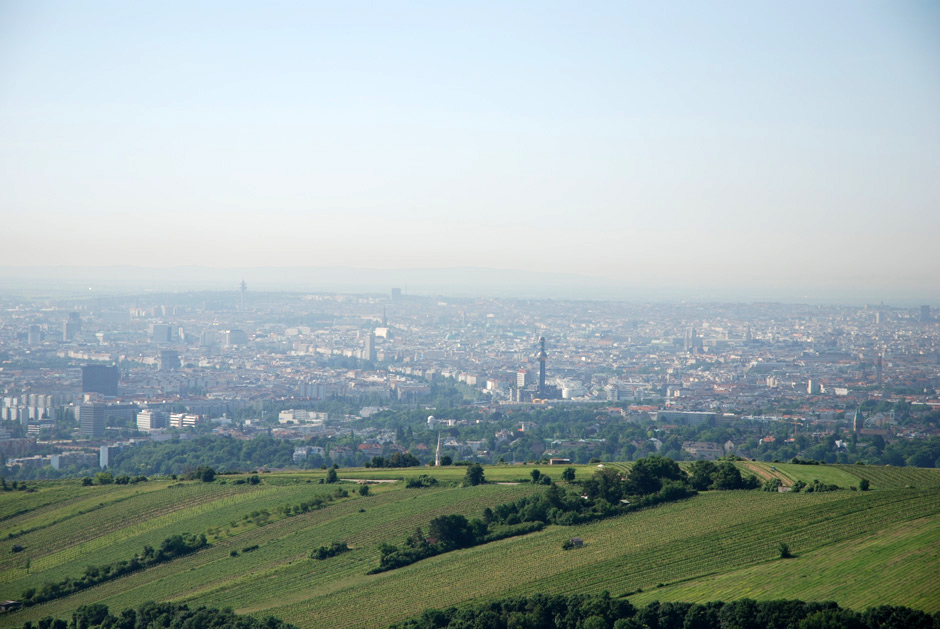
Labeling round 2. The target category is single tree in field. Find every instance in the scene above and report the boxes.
[561,467,576,482]
[463,463,485,486]
[325,468,338,484]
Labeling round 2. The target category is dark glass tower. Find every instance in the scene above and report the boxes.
[81,364,119,397]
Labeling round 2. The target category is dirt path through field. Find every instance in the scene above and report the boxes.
[341,478,399,484]
[739,461,783,484]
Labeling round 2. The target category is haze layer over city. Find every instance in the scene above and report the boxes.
[1,2,939,303]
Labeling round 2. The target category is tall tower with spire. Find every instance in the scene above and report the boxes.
[537,336,547,397]
[853,407,864,433]
[239,280,247,312]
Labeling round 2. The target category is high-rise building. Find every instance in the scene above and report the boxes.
[159,350,181,371]
[63,312,82,341]
[363,331,376,362]
[199,329,217,347]
[78,403,106,438]
[222,329,249,347]
[100,443,124,468]
[81,364,119,397]
[920,305,931,323]
[137,409,168,432]
[150,323,174,343]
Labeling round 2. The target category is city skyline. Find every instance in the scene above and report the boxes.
[1,2,939,301]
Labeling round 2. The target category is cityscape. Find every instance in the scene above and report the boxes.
[2,287,938,478]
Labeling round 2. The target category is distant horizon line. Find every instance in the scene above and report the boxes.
[0,264,935,308]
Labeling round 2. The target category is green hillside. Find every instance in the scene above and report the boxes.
[1,464,938,628]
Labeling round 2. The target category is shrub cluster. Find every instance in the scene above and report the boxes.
[0,478,31,491]
[405,475,439,488]
[231,474,261,485]
[763,477,783,492]
[231,508,272,528]
[183,465,216,482]
[311,540,350,560]
[529,469,552,485]
[280,497,327,517]
[791,479,839,493]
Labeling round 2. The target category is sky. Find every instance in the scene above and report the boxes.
[1,1,938,302]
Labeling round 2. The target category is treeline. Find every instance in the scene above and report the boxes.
[372,457,703,573]
[687,460,762,491]
[483,476,695,529]
[279,486,349,517]
[371,515,544,573]
[391,593,937,629]
[21,533,207,607]
[365,452,421,468]
[108,435,296,476]
[22,600,296,629]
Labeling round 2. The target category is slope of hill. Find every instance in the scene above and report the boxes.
[1,465,938,628]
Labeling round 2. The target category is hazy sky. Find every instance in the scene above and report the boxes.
[1,2,938,299]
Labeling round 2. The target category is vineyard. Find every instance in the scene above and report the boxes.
[0,464,938,628]
[830,464,940,489]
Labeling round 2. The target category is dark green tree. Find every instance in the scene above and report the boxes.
[463,463,485,486]
[71,603,110,629]
[687,460,718,491]
[711,462,750,490]
[428,514,478,549]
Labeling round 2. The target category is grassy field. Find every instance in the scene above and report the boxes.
[1,464,938,628]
